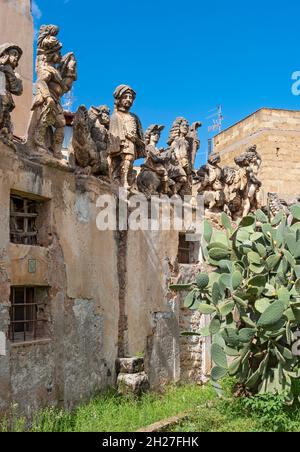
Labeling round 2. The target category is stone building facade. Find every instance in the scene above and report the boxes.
[0,142,207,415]
[214,108,300,202]
[0,0,33,139]
[0,1,209,417]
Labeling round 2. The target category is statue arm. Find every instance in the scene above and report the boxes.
[0,66,23,96]
[36,69,52,101]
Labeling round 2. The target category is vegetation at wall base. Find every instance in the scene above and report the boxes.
[2,380,300,432]
[171,206,300,403]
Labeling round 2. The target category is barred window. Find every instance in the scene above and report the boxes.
[178,232,199,264]
[9,287,49,343]
[178,233,191,264]
[10,193,51,247]
[10,196,39,245]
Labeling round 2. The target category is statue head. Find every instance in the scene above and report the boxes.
[0,43,23,69]
[208,152,221,166]
[90,105,110,127]
[113,84,136,112]
[167,117,189,145]
[37,24,62,64]
[145,124,164,145]
[235,145,261,168]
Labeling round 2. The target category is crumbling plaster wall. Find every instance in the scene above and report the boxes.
[0,143,119,414]
[0,142,207,414]
[125,231,207,387]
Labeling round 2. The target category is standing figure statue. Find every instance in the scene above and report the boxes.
[197,153,225,210]
[28,25,77,159]
[167,117,201,191]
[137,124,169,196]
[0,43,23,149]
[137,124,190,197]
[108,85,145,189]
[235,145,262,217]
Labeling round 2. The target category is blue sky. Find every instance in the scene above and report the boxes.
[32,0,300,166]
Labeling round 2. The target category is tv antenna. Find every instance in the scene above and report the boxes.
[206,105,224,157]
[207,105,223,133]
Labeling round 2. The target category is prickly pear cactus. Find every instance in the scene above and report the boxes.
[171,208,300,403]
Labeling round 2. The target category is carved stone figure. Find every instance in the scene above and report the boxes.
[137,124,169,196]
[167,117,201,190]
[108,85,145,189]
[197,153,225,209]
[221,165,242,217]
[27,25,77,159]
[0,43,23,149]
[71,104,110,176]
[138,123,194,197]
[197,145,263,220]
[235,145,262,217]
[267,192,290,219]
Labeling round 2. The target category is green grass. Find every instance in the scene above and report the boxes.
[3,380,300,432]
[171,379,300,432]
[0,384,216,432]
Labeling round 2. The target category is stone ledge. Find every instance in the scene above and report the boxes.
[136,411,190,433]
[10,338,51,348]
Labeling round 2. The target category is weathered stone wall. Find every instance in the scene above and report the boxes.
[0,143,207,415]
[0,0,33,139]
[176,264,211,384]
[214,108,300,202]
[0,143,119,414]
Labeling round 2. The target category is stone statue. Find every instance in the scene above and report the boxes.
[0,43,23,149]
[197,145,263,220]
[234,145,262,217]
[221,165,242,217]
[27,25,77,159]
[188,121,202,168]
[71,104,110,176]
[197,153,225,210]
[138,123,193,197]
[137,124,168,196]
[108,85,145,189]
[167,117,201,190]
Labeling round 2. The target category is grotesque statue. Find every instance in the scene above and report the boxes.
[197,145,263,220]
[167,116,201,191]
[197,153,225,210]
[137,124,169,196]
[0,43,23,149]
[221,165,242,217]
[71,104,110,176]
[168,117,191,178]
[27,25,77,159]
[235,145,262,217]
[108,85,145,189]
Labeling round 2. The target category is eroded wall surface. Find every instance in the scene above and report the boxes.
[0,143,119,414]
[0,142,207,414]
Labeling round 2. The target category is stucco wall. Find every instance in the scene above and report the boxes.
[0,0,33,138]
[0,142,207,415]
[0,143,119,414]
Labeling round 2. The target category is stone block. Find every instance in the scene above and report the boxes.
[117,372,150,396]
[116,357,144,374]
